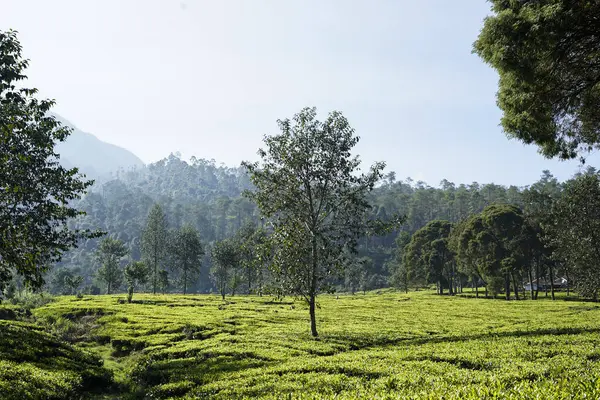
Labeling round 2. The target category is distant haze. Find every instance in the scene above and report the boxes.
[53,114,144,179]
[2,0,598,186]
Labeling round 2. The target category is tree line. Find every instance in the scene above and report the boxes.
[390,168,600,301]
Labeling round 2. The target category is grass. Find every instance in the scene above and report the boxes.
[3,290,600,399]
[0,320,113,400]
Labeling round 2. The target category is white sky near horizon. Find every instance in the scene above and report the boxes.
[2,0,598,186]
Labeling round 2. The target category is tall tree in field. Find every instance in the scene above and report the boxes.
[170,225,204,294]
[243,107,399,337]
[0,30,100,290]
[124,261,150,303]
[141,203,168,294]
[96,237,128,294]
[474,1,600,160]
[211,238,240,300]
[547,173,600,299]
[403,221,454,295]
[236,222,259,293]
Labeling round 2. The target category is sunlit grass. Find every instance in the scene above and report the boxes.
[4,290,600,399]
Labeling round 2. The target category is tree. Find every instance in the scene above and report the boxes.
[0,30,100,291]
[158,270,169,294]
[547,173,600,299]
[388,231,412,293]
[141,203,168,294]
[236,222,260,294]
[243,107,400,337]
[169,225,203,294]
[474,1,600,160]
[458,205,532,300]
[452,217,485,297]
[64,274,84,296]
[403,221,454,295]
[95,237,127,294]
[124,261,150,303]
[343,252,362,295]
[211,239,240,300]
[521,171,562,300]
[49,267,82,295]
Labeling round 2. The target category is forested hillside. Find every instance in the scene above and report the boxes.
[48,149,566,296]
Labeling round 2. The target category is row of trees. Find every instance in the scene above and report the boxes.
[63,203,272,301]
[393,169,600,301]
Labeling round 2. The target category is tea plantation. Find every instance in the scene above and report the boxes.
[3,291,600,399]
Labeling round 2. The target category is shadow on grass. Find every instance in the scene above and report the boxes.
[0,321,114,394]
[321,326,600,353]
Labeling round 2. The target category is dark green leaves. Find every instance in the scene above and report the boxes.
[474,1,600,160]
[0,30,100,290]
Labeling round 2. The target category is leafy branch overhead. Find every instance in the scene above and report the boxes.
[0,30,102,290]
[474,1,600,160]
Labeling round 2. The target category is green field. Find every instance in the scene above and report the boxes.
[3,291,600,399]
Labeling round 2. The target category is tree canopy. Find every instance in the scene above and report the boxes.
[243,107,397,336]
[0,30,99,290]
[474,1,600,160]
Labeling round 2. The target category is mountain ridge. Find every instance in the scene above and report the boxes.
[53,114,144,178]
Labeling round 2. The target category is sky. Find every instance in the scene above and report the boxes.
[2,0,597,187]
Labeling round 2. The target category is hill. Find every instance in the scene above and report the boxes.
[53,114,144,179]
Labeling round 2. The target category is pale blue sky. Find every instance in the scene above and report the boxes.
[2,0,596,186]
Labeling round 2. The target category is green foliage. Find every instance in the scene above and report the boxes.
[124,261,150,303]
[243,107,394,336]
[474,1,600,160]
[457,204,536,299]
[169,224,204,294]
[158,270,169,294]
[547,172,600,299]
[142,203,168,294]
[404,221,454,294]
[96,237,128,294]
[63,274,84,296]
[211,238,240,300]
[0,30,101,291]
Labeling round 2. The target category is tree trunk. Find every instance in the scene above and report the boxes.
[310,234,319,337]
[511,272,519,301]
[566,269,570,297]
[183,269,187,295]
[247,267,252,294]
[153,248,158,295]
[549,265,555,300]
[527,265,535,300]
[127,286,134,303]
[505,274,511,300]
[309,294,318,337]
[475,278,479,298]
[534,261,540,300]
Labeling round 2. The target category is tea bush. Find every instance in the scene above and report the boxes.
[3,291,600,398]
